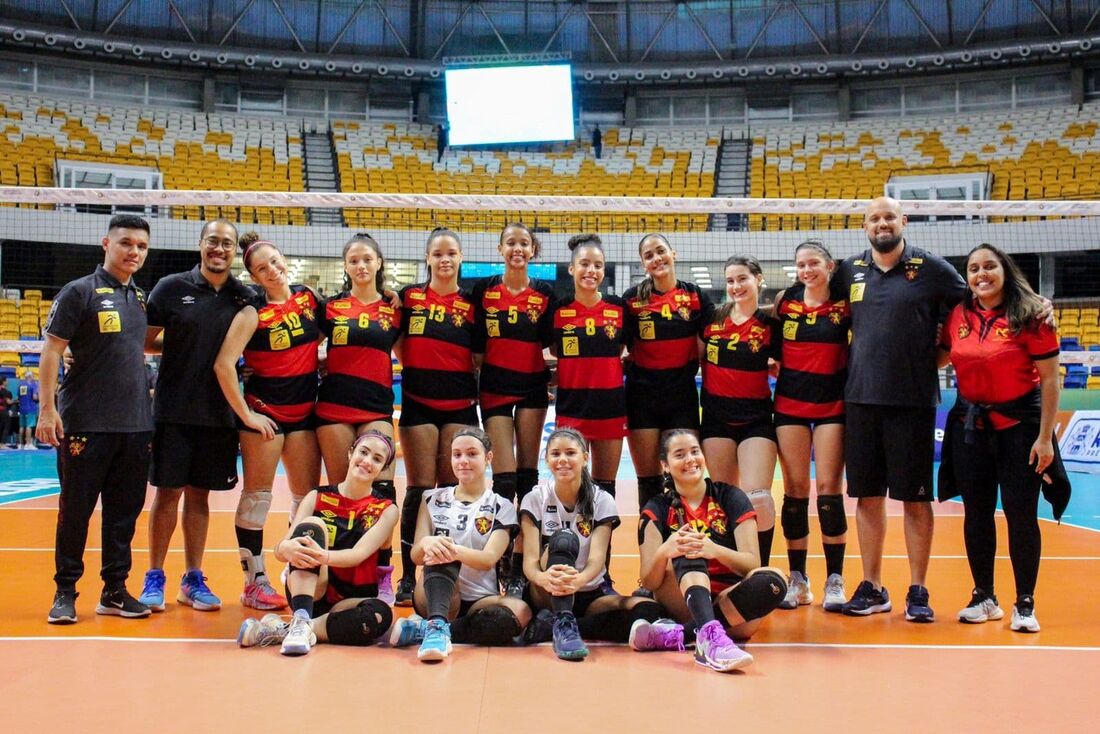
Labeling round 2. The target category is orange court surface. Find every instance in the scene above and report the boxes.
[2,473,1097,734]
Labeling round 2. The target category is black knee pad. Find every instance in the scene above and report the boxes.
[464,605,522,646]
[636,476,664,513]
[325,598,393,646]
[671,555,709,582]
[492,471,517,502]
[594,478,616,498]
[289,519,329,548]
[423,560,461,584]
[547,529,579,567]
[373,480,396,503]
[781,496,810,540]
[516,469,539,502]
[817,494,848,538]
[723,570,787,622]
[630,600,662,624]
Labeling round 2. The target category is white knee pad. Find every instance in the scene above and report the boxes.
[236,490,272,531]
[746,489,776,532]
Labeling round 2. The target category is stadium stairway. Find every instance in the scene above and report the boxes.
[304,128,344,227]
[709,137,751,231]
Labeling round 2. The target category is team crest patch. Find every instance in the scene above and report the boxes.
[603,324,617,340]
[678,306,691,320]
[474,516,492,535]
[576,518,592,537]
[361,513,377,530]
[68,436,88,457]
[452,312,465,328]
[711,516,728,535]
[905,269,918,281]
[829,311,842,325]
[527,307,541,323]
[377,316,392,332]
[749,339,762,352]
[957,322,971,339]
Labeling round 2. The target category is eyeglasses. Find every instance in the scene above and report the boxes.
[203,237,236,251]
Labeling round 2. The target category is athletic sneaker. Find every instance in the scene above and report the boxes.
[504,575,528,599]
[822,574,847,613]
[598,575,620,597]
[417,618,453,662]
[240,578,288,611]
[841,581,892,616]
[779,571,813,609]
[375,565,395,606]
[47,589,78,624]
[629,618,685,652]
[693,619,753,672]
[96,587,151,619]
[551,611,588,661]
[957,589,1003,624]
[138,569,166,612]
[1010,598,1040,633]
[523,608,555,645]
[178,570,221,611]
[280,611,315,656]
[904,585,935,623]
[394,577,415,607]
[389,614,427,648]
[238,613,288,647]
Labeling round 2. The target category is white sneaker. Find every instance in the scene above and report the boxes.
[778,571,813,609]
[1010,603,1040,633]
[957,590,1004,624]
[822,573,847,612]
[238,613,287,648]
[280,612,316,655]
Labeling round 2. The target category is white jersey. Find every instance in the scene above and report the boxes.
[519,482,620,593]
[423,485,518,601]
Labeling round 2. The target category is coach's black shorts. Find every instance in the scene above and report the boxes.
[625,377,700,432]
[479,389,550,423]
[399,395,479,430]
[773,413,845,429]
[700,414,777,444]
[151,422,239,492]
[844,402,935,502]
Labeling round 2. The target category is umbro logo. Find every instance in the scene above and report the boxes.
[854,273,865,281]
[99,300,114,308]
[181,296,196,304]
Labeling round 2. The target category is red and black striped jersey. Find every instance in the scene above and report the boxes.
[700,309,779,425]
[773,283,850,420]
[243,285,320,423]
[316,293,401,424]
[552,295,628,440]
[311,485,394,602]
[398,283,478,411]
[623,280,712,386]
[472,276,555,410]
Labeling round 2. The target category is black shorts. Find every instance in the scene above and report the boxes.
[399,395,479,430]
[773,413,845,429]
[700,414,777,444]
[625,377,700,432]
[844,402,935,502]
[479,389,550,423]
[236,413,316,435]
[150,422,239,492]
[314,415,393,429]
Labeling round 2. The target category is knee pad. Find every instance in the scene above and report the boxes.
[630,600,662,624]
[746,489,776,532]
[723,570,787,622]
[546,529,579,567]
[636,476,664,513]
[817,494,848,538]
[235,490,272,531]
[516,468,539,502]
[289,519,329,548]
[423,560,461,584]
[373,480,396,503]
[325,598,393,646]
[492,471,517,502]
[781,496,810,540]
[464,606,522,646]
[671,555,709,582]
[594,478,616,497]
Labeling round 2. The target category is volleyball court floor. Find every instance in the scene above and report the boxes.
[2,448,1097,733]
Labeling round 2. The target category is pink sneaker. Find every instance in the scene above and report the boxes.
[694,619,753,672]
[629,618,685,651]
[240,578,288,611]
[376,565,395,606]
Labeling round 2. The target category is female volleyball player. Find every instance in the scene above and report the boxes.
[772,240,850,612]
[389,427,532,661]
[638,429,787,672]
[237,431,398,655]
[622,233,712,515]
[938,243,1064,633]
[214,234,322,611]
[520,427,663,661]
[471,223,555,594]
[699,255,779,566]
[394,227,479,605]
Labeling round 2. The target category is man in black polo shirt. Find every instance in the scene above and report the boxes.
[39,214,154,624]
[136,219,253,614]
[833,196,966,623]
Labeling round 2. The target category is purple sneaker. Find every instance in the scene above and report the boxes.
[629,618,685,652]
[376,565,395,606]
[694,619,753,672]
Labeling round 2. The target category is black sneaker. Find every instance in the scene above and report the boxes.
[522,609,555,645]
[504,575,528,599]
[841,580,892,616]
[47,590,78,624]
[95,587,151,619]
[394,577,415,607]
[904,584,935,623]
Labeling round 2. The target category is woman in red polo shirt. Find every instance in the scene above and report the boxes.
[938,243,1060,633]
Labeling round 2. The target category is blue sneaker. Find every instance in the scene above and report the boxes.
[138,569,166,612]
[841,580,892,616]
[904,584,935,623]
[389,614,426,648]
[417,618,452,662]
[551,611,589,661]
[178,569,221,611]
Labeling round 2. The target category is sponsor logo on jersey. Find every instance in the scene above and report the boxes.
[97,311,121,333]
[527,295,544,305]
[319,493,340,506]
[332,326,349,345]
[545,505,557,513]
[408,316,426,335]
[433,497,452,508]
[783,321,798,340]
[332,301,351,310]
[408,291,426,301]
[639,321,655,340]
[95,287,114,294]
[559,308,576,317]
[602,309,619,319]
[453,300,471,312]
[484,291,501,300]
[269,329,290,350]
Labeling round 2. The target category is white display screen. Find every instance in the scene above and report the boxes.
[444,64,575,146]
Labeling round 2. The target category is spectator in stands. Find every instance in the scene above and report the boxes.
[18,371,39,449]
[1,378,16,447]
[437,122,448,163]
[137,219,253,616]
[832,196,966,623]
[39,214,154,624]
[592,125,602,159]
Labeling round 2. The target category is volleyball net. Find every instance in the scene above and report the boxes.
[0,187,1098,370]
